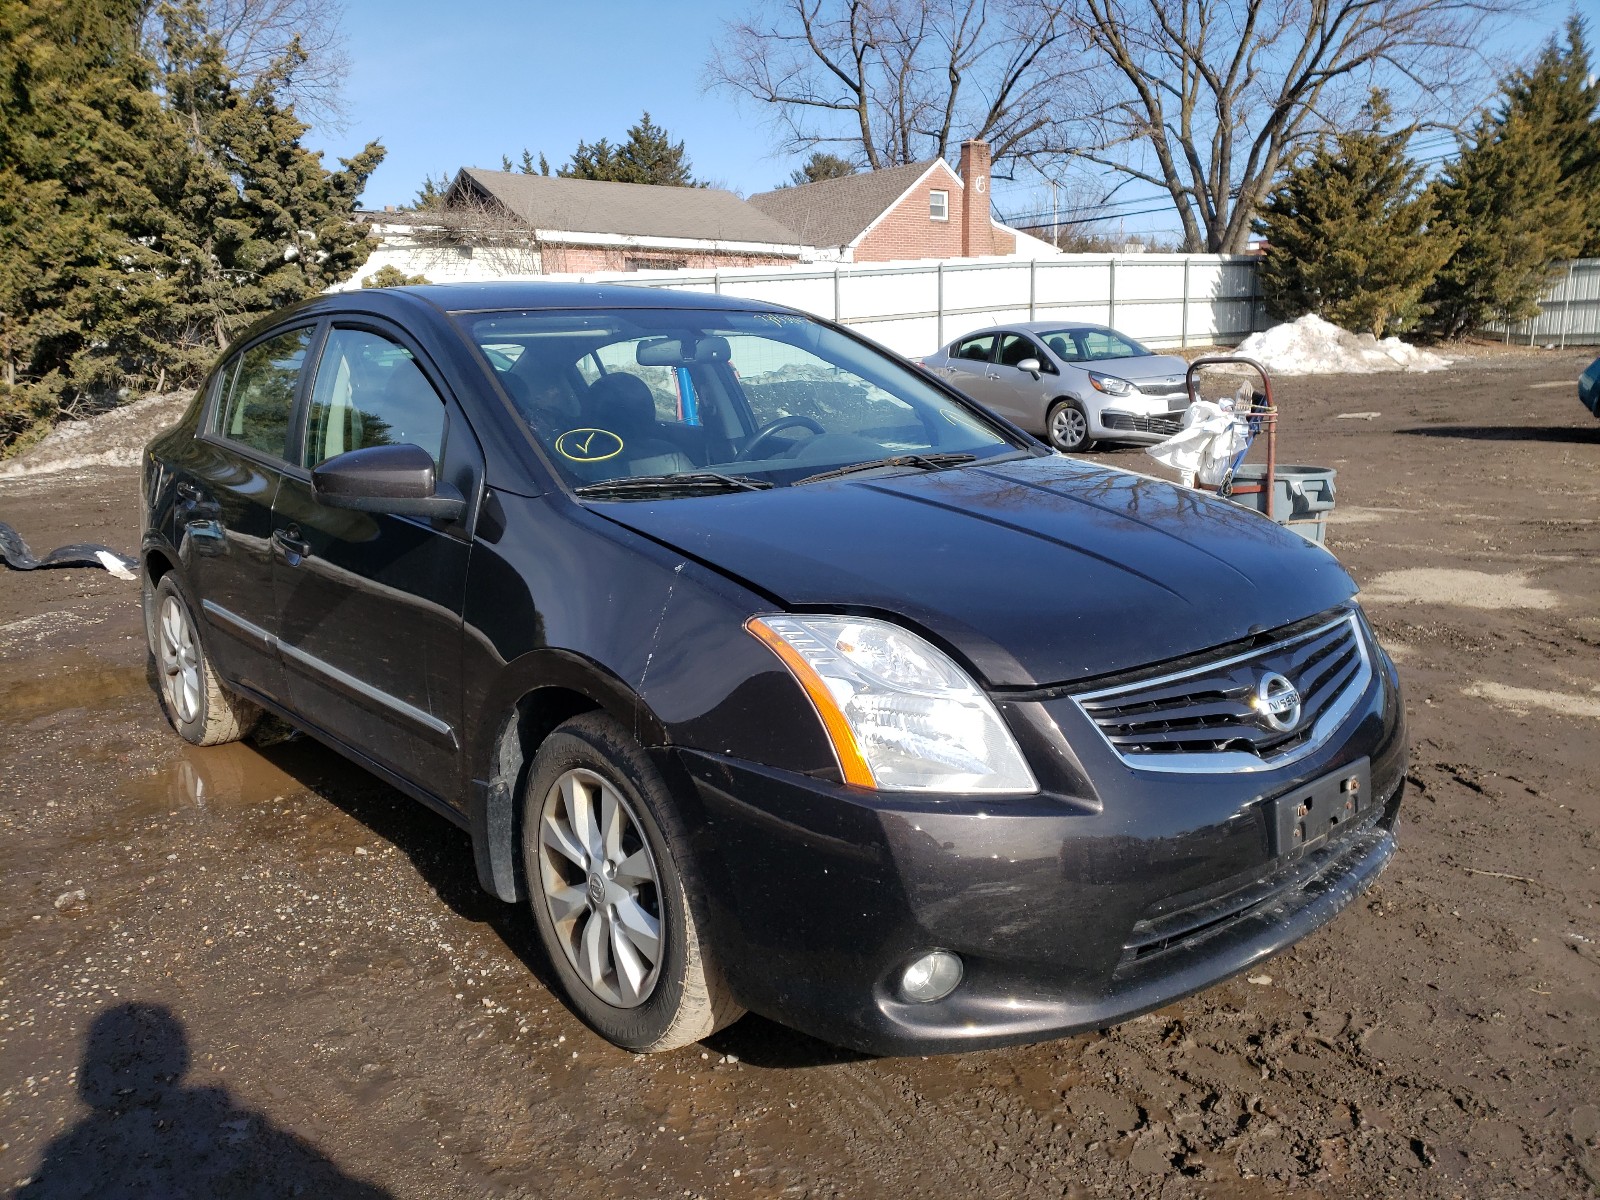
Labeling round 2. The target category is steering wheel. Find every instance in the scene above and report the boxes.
[734,415,826,461]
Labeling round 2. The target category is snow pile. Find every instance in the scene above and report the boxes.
[1237,314,1449,375]
[0,392,191,479]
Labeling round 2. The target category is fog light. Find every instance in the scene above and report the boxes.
[900,951,963,1003]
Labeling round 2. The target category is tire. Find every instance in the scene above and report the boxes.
[1047,399,1097,452]
[521,712,743,1052]
[147,574,260,746]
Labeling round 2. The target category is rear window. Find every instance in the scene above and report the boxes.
[215,326,313,459]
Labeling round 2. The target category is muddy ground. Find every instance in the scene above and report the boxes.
[2,349,1597,1199]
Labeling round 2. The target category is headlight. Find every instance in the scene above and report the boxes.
[1088,371,1135,396]
[747,615,1038,794]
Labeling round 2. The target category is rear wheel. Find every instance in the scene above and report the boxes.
[147,575,260,745]
[522,712,742,1051]
[1047,399,1096,452]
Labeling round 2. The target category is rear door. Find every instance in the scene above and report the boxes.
[940,332,998,400]
[183,324,317,706]
[271,322,480,797]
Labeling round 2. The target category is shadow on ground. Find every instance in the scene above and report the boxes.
[16,1003,392,1199]
[1396,424,1597,443]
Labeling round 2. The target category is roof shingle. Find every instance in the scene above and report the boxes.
[452,169,805,247]
[746,161,951,249]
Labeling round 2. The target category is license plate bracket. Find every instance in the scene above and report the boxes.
[1167,396,1189,412]
[1267,758,1372,857]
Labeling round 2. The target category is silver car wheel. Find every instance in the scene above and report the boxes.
[1051,404,1088,449]
[537,767,664,1009]
[158,595,202,724]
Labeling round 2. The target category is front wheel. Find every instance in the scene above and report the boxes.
[522,713,742,1051]
[1047,399,1097,453]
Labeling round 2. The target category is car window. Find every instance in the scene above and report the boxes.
[997,334,1043,368]
[460,309,1024,492]
[303,328,446,469]
[727,335,924,441]
[1040,327,1151,363]
[592,341,686,422]
[953,334,996,362]
[216,326,313,459]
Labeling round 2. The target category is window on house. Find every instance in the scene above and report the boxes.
[929,190,949,221]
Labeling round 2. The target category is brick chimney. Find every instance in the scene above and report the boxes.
[957,139,994,258]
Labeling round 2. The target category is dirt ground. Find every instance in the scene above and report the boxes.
[2,349,1597,1199]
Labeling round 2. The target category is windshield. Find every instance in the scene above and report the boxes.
[459,307,1027,493]
[1039,327,1151,364]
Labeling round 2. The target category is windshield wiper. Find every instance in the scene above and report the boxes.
[795,452,977,486]
[573,471,773,499]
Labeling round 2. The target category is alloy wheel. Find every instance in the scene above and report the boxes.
[1052,405,1087,449]
[158,595,202,724]
[536,768,663,1008]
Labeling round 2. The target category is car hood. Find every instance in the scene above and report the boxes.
[1092,354,1190,386]
[593,455,1356,688]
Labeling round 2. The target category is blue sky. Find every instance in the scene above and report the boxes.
[307,0,1578,238]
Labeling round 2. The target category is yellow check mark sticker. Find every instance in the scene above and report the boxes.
[554,428,624,463]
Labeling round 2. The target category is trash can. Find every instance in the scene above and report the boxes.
[1223,464,1336,544]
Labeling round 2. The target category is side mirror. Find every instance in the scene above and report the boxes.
[1017,358,1042,379]
[311,443,465,520]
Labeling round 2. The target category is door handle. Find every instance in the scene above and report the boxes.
[176,481,204,502]
[272,525,310,560]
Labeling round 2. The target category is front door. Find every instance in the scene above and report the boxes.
[981,332,1054,432]
[184,324,317,706]
[271,323,476,797]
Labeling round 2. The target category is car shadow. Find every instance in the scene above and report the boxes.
[236,733,569,1002]
[1395,424,1598,442]
[16,1003,393,1199]
[702,1015,873,1069]
[232,734,870,1066]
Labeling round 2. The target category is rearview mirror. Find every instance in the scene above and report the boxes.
[311,443,465,520]
[1017,358,1042,378]
[636,335,732,367]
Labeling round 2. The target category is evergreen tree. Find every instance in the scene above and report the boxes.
[1255,94,1457,337]
[557,113,702,186]
[783,151,857,187]
[0,0,385,452]
[361,265,431,288]
[1422,31,1591,337]
[0,0,172,444]
[1500,17,1600,255]
[414,173,451,209]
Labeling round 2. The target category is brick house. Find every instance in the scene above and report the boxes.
[747,140,1020,263]
[422,168,813,275]
[349,141,1047,285]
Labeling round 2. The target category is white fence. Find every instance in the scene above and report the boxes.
[531,254,1265,359]
[1486,259,1600,347]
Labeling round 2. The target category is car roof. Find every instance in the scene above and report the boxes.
[370,280,796,317]
[950,321,1117,343]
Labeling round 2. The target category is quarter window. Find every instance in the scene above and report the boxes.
[216,326,313,459]
[303,328,446,469]
[929,190,949,221]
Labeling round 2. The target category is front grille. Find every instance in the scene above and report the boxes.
[1133,379,1188,397]
[1073,611,1371,771]
[1102,411,1183,436]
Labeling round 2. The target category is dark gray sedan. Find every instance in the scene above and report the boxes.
[923,322,1192,451]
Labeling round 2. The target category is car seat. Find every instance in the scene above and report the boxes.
[581,374,694,476]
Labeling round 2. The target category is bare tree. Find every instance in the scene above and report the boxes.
[1078,0,1508,253]
[145,0,351,123]
[706,0,1090,173]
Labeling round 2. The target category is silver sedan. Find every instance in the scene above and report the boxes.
[922,322,1192,452]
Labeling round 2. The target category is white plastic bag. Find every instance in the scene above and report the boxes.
[1145,400,1250,488]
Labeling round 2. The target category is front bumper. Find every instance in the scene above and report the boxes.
[1091,397,1187,443]
[676,650,1406,1056]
